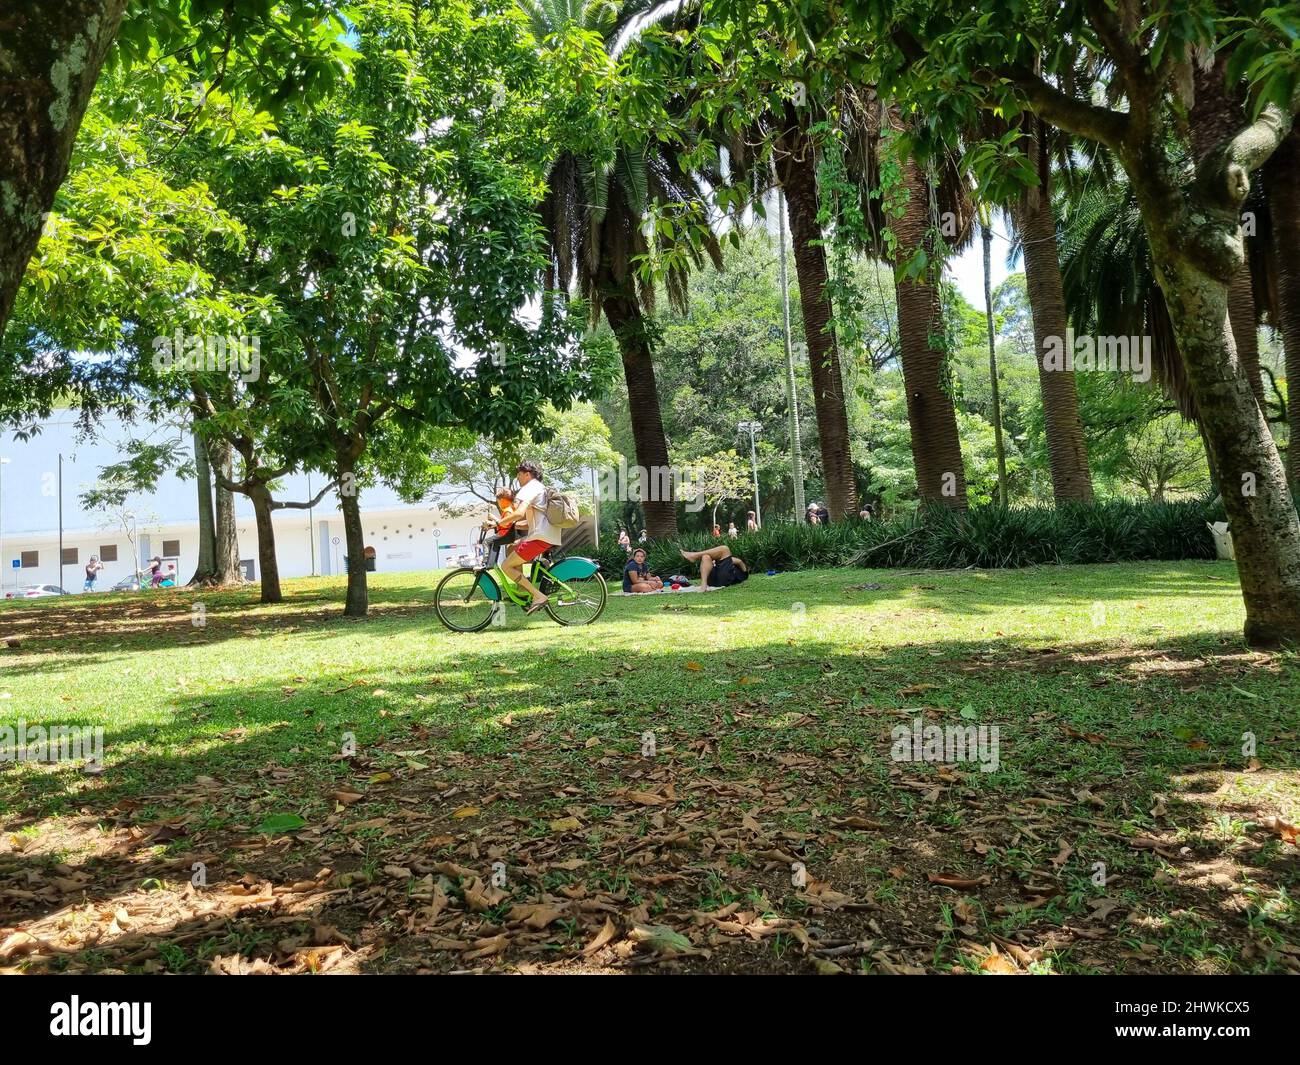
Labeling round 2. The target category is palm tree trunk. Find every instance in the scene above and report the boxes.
[892,155,967,508]
[774,112,858,520]
[188,429,218,584]
[1266,130,1300,483]
[600,283,678,538]
[1013,135,1093,501]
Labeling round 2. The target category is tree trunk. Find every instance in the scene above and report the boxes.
[600,285,679,538]
[338,465,368,618]
[891,154,967,508]
[248,482,282,604]
[1014,121,1094,502]
[210,438,241,583]
[188,429,218,584]
[0,0,128,340]
[774,110,858,520]
[1191,57,1264,406]
[1145,235,1300,647]
[1265,130,1300,483]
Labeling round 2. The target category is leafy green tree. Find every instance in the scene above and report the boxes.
[0,1,352,345]
[428,402,619,518]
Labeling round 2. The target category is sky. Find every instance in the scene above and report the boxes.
[947,224,1014,309]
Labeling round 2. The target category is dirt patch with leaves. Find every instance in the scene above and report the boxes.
[4,681,1297,975]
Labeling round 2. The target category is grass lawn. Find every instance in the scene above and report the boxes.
[1,561,1298,974]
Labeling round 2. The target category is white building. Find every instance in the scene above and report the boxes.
[0,414,488,596]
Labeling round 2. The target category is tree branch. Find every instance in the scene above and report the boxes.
[1003,68,1129,149]
[269,480,337,510]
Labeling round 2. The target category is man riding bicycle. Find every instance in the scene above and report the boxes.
[494,461,563,615]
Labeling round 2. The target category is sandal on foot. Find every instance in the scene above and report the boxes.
[524,598,549,615]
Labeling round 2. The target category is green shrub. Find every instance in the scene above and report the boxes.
[585,498,1224,579]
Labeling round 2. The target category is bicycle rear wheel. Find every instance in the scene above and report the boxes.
[544,571,607,626]
[434,568,500,632]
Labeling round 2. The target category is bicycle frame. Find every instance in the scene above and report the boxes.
[472,557,577,607]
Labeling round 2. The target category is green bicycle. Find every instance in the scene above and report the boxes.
[433,532,607,632]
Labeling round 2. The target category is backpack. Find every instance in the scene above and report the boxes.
[544,488,580,529]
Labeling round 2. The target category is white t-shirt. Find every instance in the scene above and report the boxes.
[515,478,563,546]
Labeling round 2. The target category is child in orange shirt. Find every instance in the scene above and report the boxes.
[482,487,525,565]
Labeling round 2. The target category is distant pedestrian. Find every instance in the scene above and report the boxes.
[638,529,647,544]
[859,503,875,521]
[727,521,738,537]
[712,522,722,538]
[83,555,104,592]
[806,503,820,526]
[746,511,758,533]
[617,528,631,554]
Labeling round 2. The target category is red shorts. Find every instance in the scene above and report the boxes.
[512,538,552,562]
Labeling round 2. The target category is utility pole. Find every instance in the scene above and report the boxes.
[776,187,806,522]
[0,455,9,593]
[58,453,64,591]
[738,420,762,529]
[307,471,317,576]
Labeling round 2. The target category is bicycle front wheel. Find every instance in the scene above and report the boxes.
[544,572,607,626]
[434,568,500,632]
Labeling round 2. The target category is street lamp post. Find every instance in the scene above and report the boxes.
[737,420,762,529]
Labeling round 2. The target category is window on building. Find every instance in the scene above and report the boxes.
[62,547,78,565]
[20,551,38,568]
[162,539,180,557]
[99,545,118,562]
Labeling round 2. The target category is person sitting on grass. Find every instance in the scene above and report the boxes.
[623,547,663,594]
[679,543,750,589]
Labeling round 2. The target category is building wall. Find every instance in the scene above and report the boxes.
[1,506,485,595]
[0,415,489,595]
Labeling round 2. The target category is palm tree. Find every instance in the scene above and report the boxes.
[705,89,860,522]
[1264,130,1300,483]
[523,0,719,538]
[1009,114,1094,501]
[850,102,972,509]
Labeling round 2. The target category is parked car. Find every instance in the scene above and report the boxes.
[22,584,66,598]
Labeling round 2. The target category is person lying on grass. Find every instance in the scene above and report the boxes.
[679,543,750,589]
[623,548,664,594]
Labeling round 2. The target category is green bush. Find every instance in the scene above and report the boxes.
[586,498,1224,580]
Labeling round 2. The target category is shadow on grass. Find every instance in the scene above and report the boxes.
[0,561,1246,681]
[3,614,1297,973]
